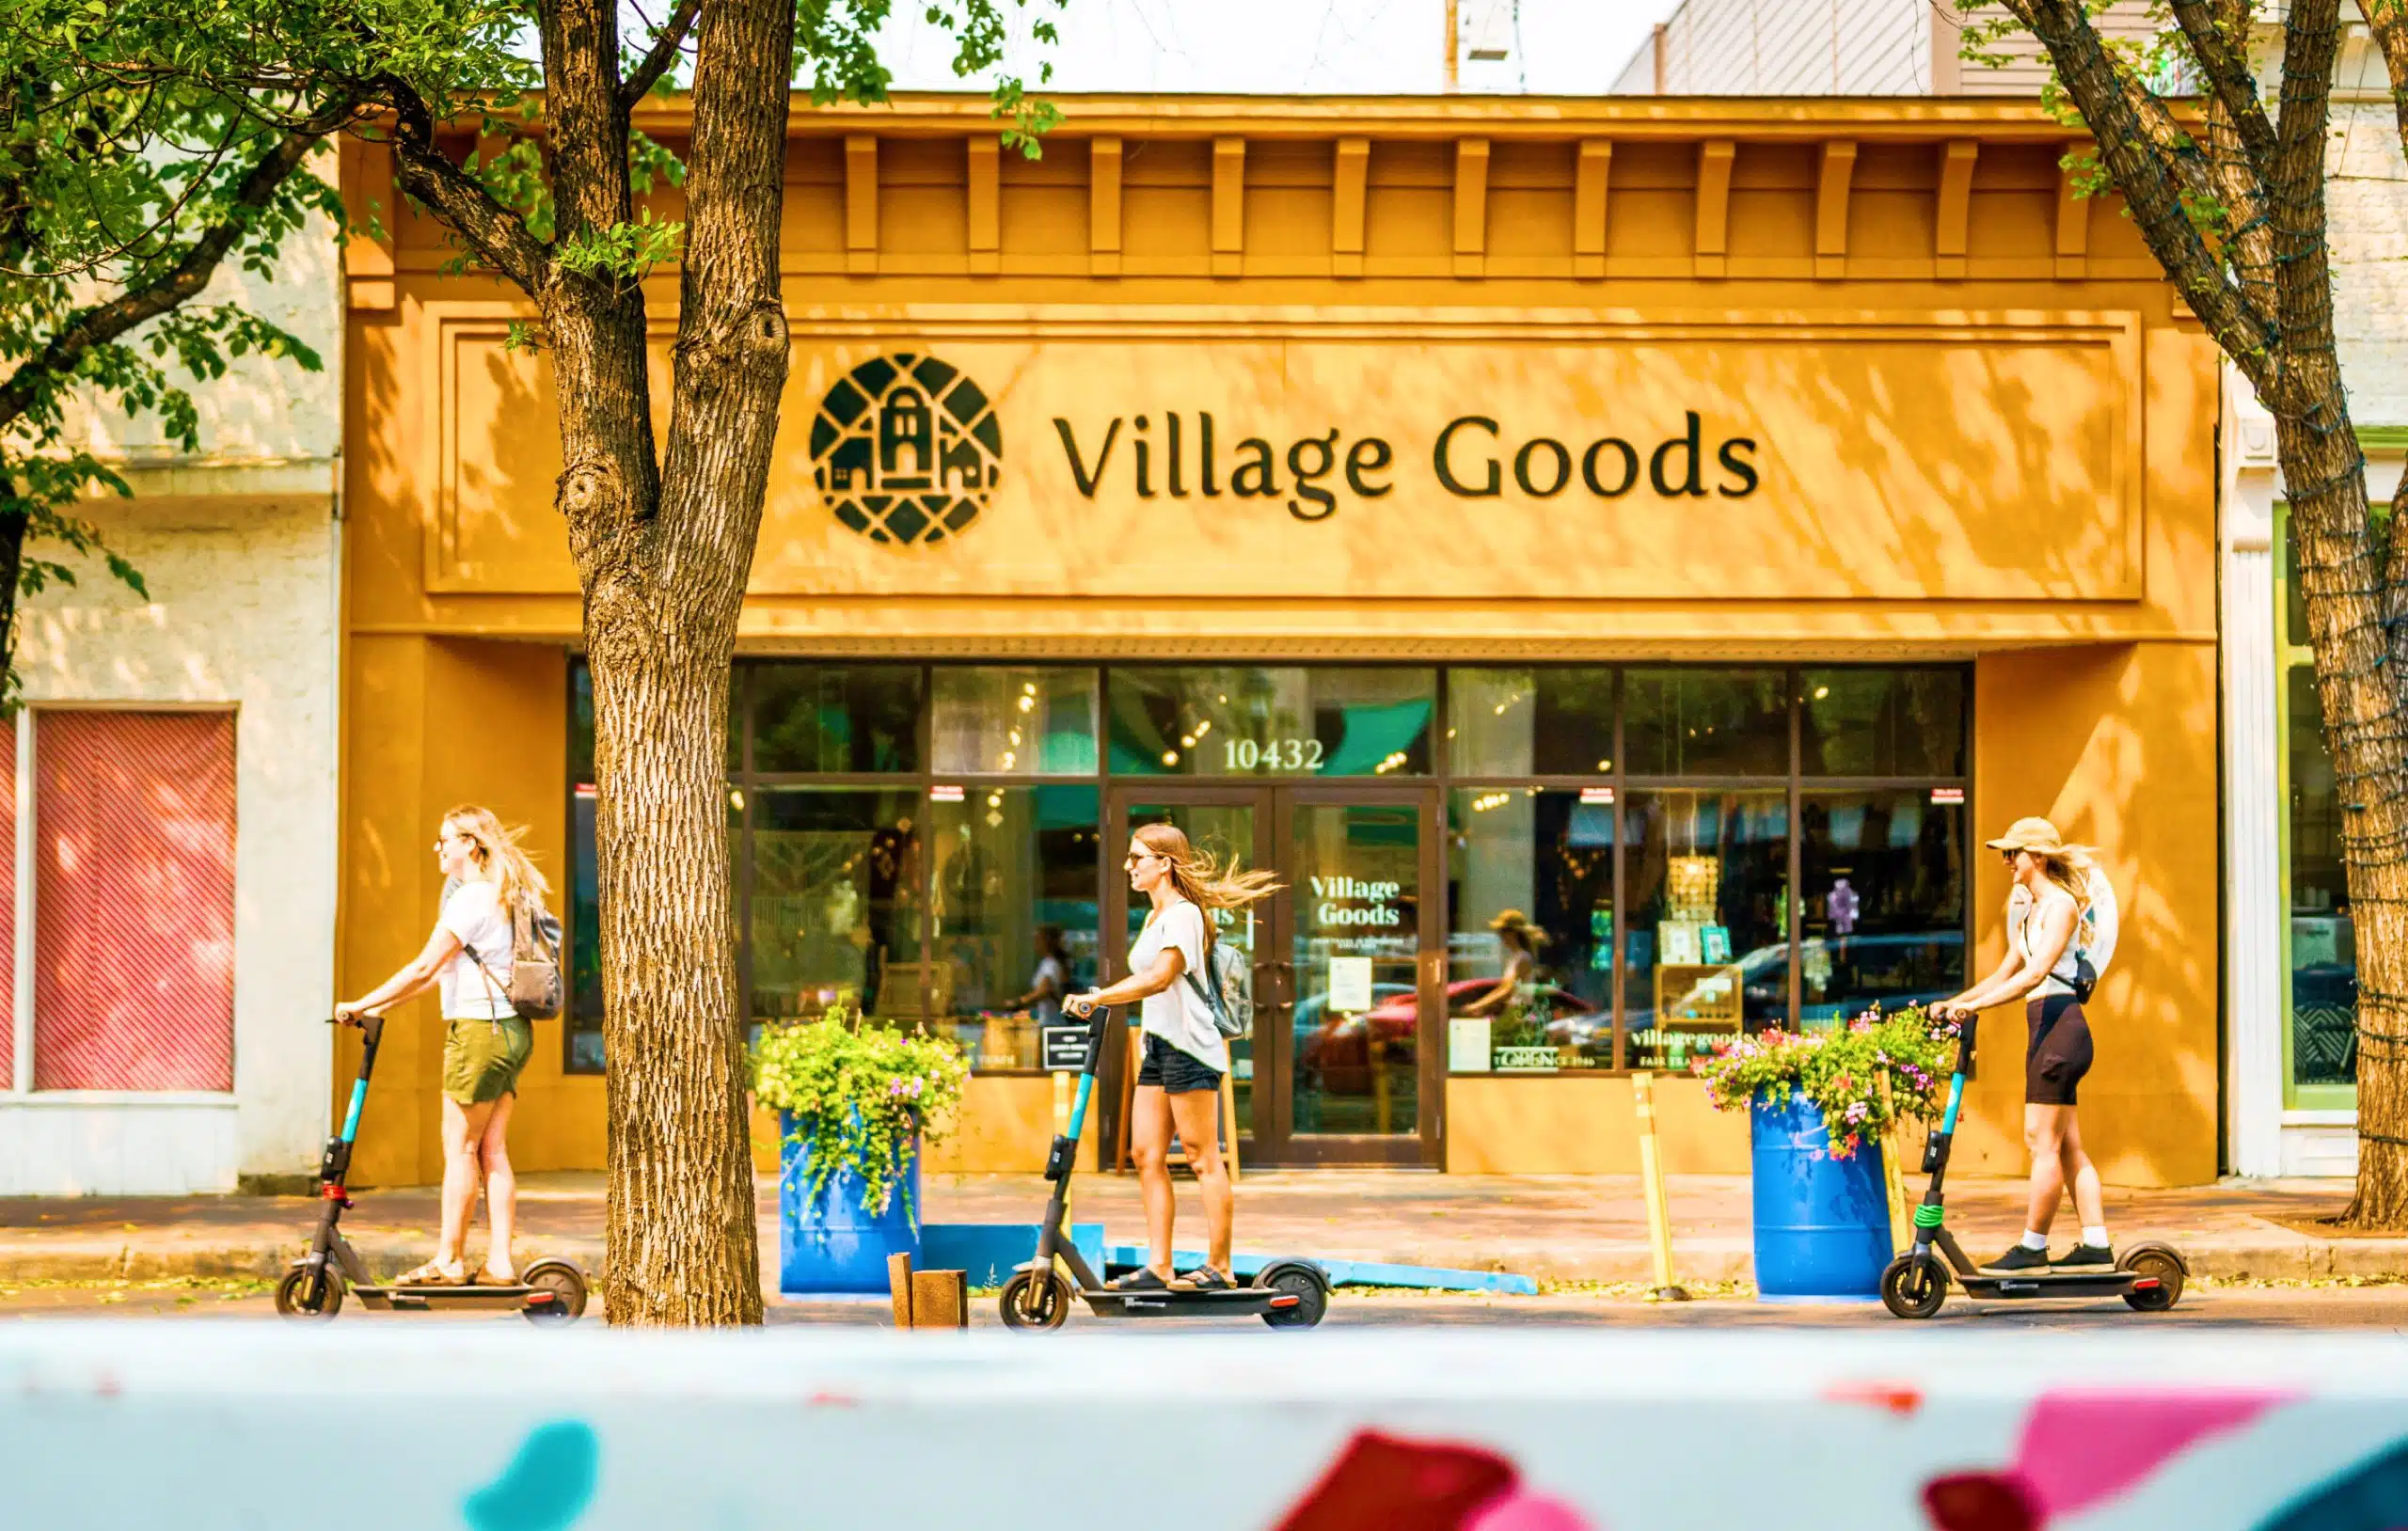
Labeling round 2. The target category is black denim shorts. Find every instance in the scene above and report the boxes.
[1136,1031,1224,1095]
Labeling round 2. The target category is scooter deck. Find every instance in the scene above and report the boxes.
[1079,1288,1299,1318]
[352,1284,556,1313]
[1956,1270,2141,1300]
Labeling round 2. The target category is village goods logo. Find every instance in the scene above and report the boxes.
[811,348,1761,546]
[809,352,1002,545]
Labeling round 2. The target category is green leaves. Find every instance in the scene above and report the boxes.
[555,210,686,288]
[752,1002,972,1222]
[797,0,1069,156]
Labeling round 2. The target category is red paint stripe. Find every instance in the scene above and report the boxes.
[32,713,234,1091]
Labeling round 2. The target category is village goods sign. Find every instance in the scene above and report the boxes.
[809,350,1760,546]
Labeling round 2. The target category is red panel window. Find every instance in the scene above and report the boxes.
[33,711,235,1092]
[0,719,14,1087]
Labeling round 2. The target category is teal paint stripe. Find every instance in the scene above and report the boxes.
[341,1081,368,1141]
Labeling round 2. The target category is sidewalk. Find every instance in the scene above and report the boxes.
[5,1171,2401,1286]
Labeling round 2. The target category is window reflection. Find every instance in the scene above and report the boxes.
[1446,789,1615,1072]
[748,789,924,1023]
[1447,670,1616,777]
[1624,670,1787,776]
[931,668,1098,775]
[2289,671,2356,1089]
[1798,792,1966,1024]
[1108,667,1434,777]
[1623,791,1788,1069]
[928,785,1101,1068]
[751,664,921,774]
[1799,668,1966,778]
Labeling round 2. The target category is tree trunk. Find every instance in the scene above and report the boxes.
[578,0,795,1326]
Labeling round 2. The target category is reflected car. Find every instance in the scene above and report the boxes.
[1623,931,1967,1036]
[1295,979,1605,1093]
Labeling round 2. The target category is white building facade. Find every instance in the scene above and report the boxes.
[0,190,343,1193]
[1619,1,2408,1177]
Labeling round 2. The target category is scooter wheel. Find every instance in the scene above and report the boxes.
[275,1265,345,1320]
[519,1259,589,1325]
[2119,1244,2185,1313]
[1259,1266,1328,1330]
[999,1269,1071,1332]
[1880,1255,1948,1320]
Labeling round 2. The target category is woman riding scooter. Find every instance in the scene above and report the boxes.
[1067,824,1275,1293]
[335,806,547,1286]
[1936,816,2111,1276]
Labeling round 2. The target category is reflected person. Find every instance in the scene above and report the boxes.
[1458,909,1545,1018]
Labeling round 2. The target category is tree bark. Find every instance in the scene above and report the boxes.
[577,0,793,1326]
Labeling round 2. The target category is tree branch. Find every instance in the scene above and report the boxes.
[2359,0,2408,173]
[1999,0,2279,388]
[620,0,705,111]
[374,72,554,295]
[2168,0,2282,167]
[0,103,350,435]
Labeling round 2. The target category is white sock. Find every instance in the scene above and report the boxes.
[2083,1225,2109,1248]
[2020,1230,2050,1251]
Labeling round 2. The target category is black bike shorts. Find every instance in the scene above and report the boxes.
[2025,993,2095,1106]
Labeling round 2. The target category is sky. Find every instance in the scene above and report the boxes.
[864,0,1689,98]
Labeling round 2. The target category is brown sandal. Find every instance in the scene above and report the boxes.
[474,1266,518,1287]
[394,1259,468,1287]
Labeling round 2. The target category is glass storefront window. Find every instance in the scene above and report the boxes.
[1798,791,1966,1026]
[927,784,1101,1067]
[1446,789,1616,1073]
[930,668,1098,775]
[1623,669,1788,777]
[2288,668,2356,1093]
[1622,790,1789,1070]
[1800,668,1967,778]
[750,664,921,774]
[1107,667,1435,777]
[748,788,924,1024]
[1447,669,1616,778]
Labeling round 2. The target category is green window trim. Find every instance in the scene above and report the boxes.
[2274,498,2360,1112]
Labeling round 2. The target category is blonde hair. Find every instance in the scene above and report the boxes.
[1133,823,1279,930]
[2032,844,2097,915]
[443,804,551,910]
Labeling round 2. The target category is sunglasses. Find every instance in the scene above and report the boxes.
[1124,850,1165,868]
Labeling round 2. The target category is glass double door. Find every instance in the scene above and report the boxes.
[1105,786,1439,1167]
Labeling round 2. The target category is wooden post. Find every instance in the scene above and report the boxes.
[887,1252,914,1329]
[910,1270,969,1330]
[1631,1072,1690,1302]
[1879,1075,1909,1254]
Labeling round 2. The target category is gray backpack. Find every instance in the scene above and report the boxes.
[1180,919,1253,1040]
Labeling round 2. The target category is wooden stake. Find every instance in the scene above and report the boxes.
[887,1252,914,1329]
[910,1270,968,1330]
[1632,1071,1690,1302]
[1880,1074,1909,1254]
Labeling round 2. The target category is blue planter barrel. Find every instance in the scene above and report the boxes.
[1749,1090,1890,1302]
[779,1112,921,1296]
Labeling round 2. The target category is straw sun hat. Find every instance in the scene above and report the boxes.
[1984,816,2092,860]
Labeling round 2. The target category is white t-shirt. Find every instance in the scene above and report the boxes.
[1129,898,1226,1070]
[439,880,517,1020]
[1029,954,1069,1026]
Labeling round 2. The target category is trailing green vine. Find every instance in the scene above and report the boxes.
[1694,1006,1958,1160]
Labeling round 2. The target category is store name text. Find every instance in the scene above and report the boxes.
[1052,411,1760,521]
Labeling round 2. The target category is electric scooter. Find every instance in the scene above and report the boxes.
[1879,1012,2187,1319]
[998,1005,1329,1331]
[275,1015,590,1324]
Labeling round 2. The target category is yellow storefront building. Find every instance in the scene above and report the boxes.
[335,94,2220,1190]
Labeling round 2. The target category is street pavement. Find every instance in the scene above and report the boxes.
[6,1274,2408,1330]
[3,1168,2401,1285]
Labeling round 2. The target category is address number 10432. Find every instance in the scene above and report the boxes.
[1225,738,1325,771]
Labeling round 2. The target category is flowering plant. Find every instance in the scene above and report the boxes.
[751,1003,971,1221]
[1692,1005,1959,1160]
